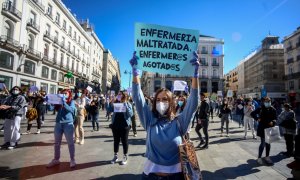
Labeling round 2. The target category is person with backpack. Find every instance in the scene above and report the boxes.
[90,95,100,131]
[74,89,86,145]
[0,86,26,150]
[47,89,76,168]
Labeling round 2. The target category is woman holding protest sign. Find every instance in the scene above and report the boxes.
[110,91,133,165]
[47,89,76,168]
[131,51,199,179]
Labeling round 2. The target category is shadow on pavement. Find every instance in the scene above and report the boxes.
[17,141,55,148]
[92,174,142,180]
[84,135,113,139]
[201,159,260,179]
[0,160,110,180]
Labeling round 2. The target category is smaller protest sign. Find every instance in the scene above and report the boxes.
[0,83,6,89]
[227,90,233,97]
[210,93,217,101]
[30,86,39,92]
[173,80,187,91]
[217,91,223,97]
[47,94,63,105]
[111,90,115,96]
[113,103,126,112]
[86,86,93,93]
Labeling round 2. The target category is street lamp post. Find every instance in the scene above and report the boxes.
[124,70,132,88]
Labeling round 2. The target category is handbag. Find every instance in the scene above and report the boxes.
[264,126,281,144]
[218,113,222,118]
[176,120,202,180]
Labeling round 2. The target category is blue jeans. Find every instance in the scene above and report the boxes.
[54,122,75,161]
[236,114,244,127]
[91,113,99,130]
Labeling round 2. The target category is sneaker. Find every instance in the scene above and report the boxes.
[111,154,118,164]
[0,127,4,132]
[22,131,31,135]
[133,133,137,137]
[36,129,40,134]
[41,121,44,125]
[220,133,223,137]
[0,142,10,150]
[121,155,128,165]
[197,140,205,147]
[257,158,264,165]
[264,157,273,165]
[226,134,229,137]
[47,159,60,168]
[70,159,76,168]
[79,140,84,145]
[7,145,17,150]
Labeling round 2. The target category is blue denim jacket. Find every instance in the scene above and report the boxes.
[132,83,199,166]
[111,102,133,126]
[56,100,76,124]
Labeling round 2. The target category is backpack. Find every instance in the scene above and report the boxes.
[26,108,38,121]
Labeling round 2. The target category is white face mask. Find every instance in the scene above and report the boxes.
[156,102,169,116]
[93,98,97,101]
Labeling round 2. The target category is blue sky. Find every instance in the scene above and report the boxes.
[62,0,299,89]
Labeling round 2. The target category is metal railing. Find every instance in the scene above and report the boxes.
[286,46,293,52]
[201,50,208,54]
[31,0,45,11]
[27,20,40,32]
[0,35,20,47]
[2,2,22,19]
[26,46,42,58]
[43,32,53,41]
[200,62,208,66]
[211,63,219,66]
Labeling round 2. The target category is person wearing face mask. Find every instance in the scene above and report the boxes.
[243,98,257,139]
[175,95,186,115]
[278,103,297,157]
[0,86,26,150]
[194,93,210,149]
[47,89,76,168]
[74,89,86,145]
[90,95,100,131]
[131,51,199,179]
[253,97,277,165]
[220,98,231,137]
[110,91,133,165]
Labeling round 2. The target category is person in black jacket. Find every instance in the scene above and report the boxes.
[252,97,277,165]
[195,93,210,149]
[90,95,100,131]
[220,98,231,137]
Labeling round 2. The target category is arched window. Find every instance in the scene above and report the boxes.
[28,34,34,49]
[4,20,13,39]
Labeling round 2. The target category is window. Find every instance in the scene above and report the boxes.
[55,12,60,25]
[28,34,34,49]
[62,37,65,46]
[273,74,278,79]
[4,20,13,39]
[66,56,70,68]
[289,65,293,74]
[29,11,36,24]
[212,58,217,64]
[47,4,52,16]
[166,81,173,91]
[202,69,207,77]
[60,53,64,66]
[53,49,57,63]
[289,81,294,90]
[63,20,66,30]
[200,58,206,63]
[50,84,56,94]
[24,60,35,75]
[154,80,161,92]
[40,83,48,93]
[41,66,49,78]
[213,69,218,77]
[68,26,72,36]
[0,75,13,90]
[54,31,58,42]
[0,51,14,70]
[51,69,57,80]
[68,42,71,51]
[74,31,77,40]
[44,44,49,57]
[58,72,64,82]
[45,24,50,35]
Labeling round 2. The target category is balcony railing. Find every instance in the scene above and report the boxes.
[26,46,42,59]
[296,42,300,48]
[212,76,220,79]
[200,62,208,66]
[201,50,208,54]
[284,72,300,80]
[0,35,20,47]
[286,46,293,52]
[27,20,40,32]
[287,58,294,64]
[212,62,219,66]
[199,75,208,79]
[45,11,53,19]
[31,0,45,11]
[2,2,22,20]
[43,32,53,42]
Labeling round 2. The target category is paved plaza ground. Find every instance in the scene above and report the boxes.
[0,110,294,180]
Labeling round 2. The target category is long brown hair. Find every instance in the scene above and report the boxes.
[152,88,175,120]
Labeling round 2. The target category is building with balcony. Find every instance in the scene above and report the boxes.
[140,34,225,97]
[0,0,115,94]
[224,67,238,97]
[239,36,285,100]
[283,27,300,107]
[102,49,120,93]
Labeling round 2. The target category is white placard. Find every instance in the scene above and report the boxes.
[173,80,187,91]
[111,90,115,96]
[217,91,223,97]
[237,104,243,109]
[47,94,63,105]
[113,103,126,112]
[86,86,93,92]
[227,90,233,97]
